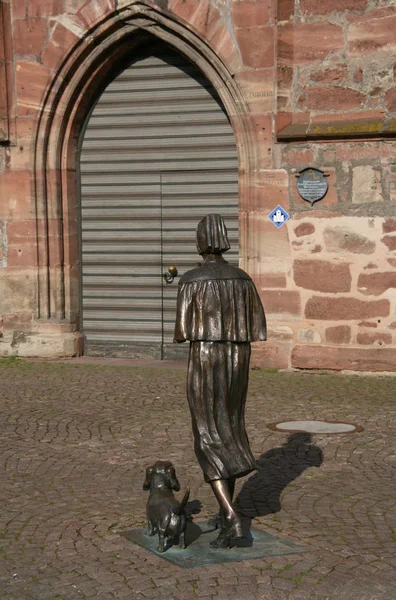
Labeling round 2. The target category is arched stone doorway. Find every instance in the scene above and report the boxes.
[79,41,239,358]
[33,2,258,357]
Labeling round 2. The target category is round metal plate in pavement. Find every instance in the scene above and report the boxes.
[268,420,363,434]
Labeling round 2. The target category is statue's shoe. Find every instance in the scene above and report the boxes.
[209,515,244,549]
[209,527,229,549]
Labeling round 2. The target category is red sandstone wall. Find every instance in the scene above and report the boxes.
[277,1,396,136]
[0,0,395,370]
[266,1,396,371]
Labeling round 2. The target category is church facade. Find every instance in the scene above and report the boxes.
[1,0,396,371]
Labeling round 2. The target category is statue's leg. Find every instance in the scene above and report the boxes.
[209,479,243,548]
[147,522,155,536]
[228,477,236,501]
[178,530,186,549]
[208,477,236,529]
[157,531,166,553]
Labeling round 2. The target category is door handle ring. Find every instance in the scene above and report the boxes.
[163,265,178,283]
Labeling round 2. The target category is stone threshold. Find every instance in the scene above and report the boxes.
[23,356,187,369]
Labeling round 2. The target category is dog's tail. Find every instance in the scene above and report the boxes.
[173,488,190,515]
[181,488,190,507]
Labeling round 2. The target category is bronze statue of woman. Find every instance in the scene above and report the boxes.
[174,214,267,548]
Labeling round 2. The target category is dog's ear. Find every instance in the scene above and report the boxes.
[167,465,180,491]
[143,467,153,490]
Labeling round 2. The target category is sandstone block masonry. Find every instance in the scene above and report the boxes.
[1,0,396,371]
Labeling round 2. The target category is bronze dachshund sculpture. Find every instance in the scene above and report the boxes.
[143,461,189,553]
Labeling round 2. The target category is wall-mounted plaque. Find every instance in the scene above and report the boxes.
[296,168,328,205]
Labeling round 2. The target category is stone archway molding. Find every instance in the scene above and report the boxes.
[34,0,258,353]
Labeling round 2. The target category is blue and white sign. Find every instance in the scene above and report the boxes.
[268,205,290,228]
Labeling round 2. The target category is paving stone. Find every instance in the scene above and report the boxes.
[0,360,395,599]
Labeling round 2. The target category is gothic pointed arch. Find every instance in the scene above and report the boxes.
[34,0,258,327]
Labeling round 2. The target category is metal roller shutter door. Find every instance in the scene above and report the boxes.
[80,45,239,358]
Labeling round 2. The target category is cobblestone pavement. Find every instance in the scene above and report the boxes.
[0,358,396,600]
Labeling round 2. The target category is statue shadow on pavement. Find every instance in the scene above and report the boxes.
[235,433,324,544]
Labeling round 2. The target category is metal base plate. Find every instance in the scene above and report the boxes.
[120,520,308,568]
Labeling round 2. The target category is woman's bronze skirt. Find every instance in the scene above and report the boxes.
[187,341,257,482]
